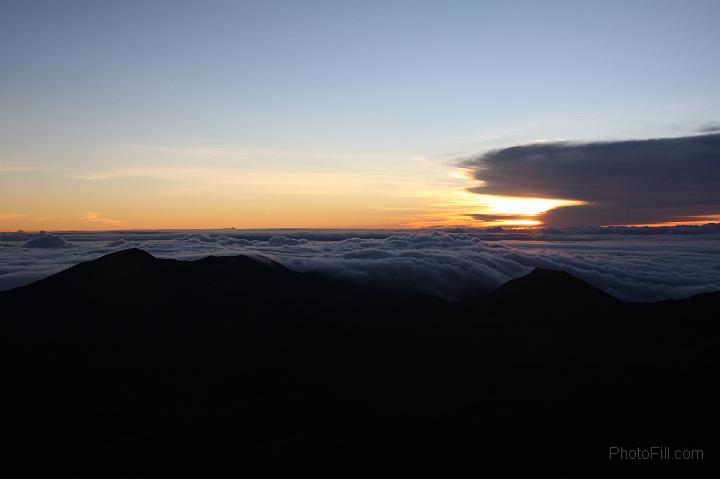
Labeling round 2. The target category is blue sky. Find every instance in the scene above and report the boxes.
[1,0,719,229]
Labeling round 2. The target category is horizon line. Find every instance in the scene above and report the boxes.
[3,222,720,235]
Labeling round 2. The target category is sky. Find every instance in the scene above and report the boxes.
[1,0,719,230]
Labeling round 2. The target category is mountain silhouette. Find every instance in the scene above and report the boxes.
[2,249,719,477]
[487,267,620,312]
[7,248,313,304]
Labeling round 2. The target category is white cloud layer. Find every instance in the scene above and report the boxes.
[1,227,720,302]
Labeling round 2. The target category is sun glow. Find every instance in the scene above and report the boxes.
[400,187,587,229]
[469,194,585,216]
[447,191,586,225]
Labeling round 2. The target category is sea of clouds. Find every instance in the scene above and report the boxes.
[2,226,720,302]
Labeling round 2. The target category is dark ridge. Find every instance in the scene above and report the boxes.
[1,251,713,308]
[94,247,155,263]
[0,248,300,305]
[3,247,159,297]
[2,250,720,477]
[486,267,620,312]
[194,253,291,272]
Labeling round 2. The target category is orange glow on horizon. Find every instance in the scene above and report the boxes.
[4,162,711,231]
[611,217,720,228]
[3,162,588,231]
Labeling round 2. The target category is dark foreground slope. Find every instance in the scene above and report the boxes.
[1,249,719,477]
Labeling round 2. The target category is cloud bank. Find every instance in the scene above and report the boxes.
[2,228,720,302]
[22,233,67,249]
[462,133,720,226]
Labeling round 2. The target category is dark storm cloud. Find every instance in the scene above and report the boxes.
[469,214,535,223]
[698,123,720,134]
[462,134,720,226]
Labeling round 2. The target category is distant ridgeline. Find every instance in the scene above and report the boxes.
[2,249,718,477]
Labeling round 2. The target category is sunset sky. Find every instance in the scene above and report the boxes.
[2,0,719,230]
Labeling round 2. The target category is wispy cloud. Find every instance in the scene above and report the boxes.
[0,213,29,221]
[79,212,126,226]
[698,122,720,134]
[66,165,441,198]
[132,145,376,163]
